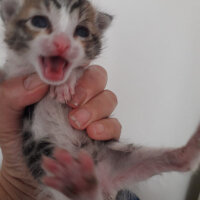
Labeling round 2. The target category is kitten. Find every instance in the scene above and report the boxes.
[0,0,200,200]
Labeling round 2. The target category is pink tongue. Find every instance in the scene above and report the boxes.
[43,57,66,81]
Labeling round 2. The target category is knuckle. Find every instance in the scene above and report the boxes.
[104,90,118,105]
[88,65,108,84]
[115,118,122,132]
[112,118,122,131]
[111,118,122,139]
[95,65,108,79]
[90,65,108,78]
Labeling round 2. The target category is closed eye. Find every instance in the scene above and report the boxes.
[31,16,50,29]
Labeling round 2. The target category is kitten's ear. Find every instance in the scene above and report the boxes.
[96,12,113,33]
[0,0,23,23]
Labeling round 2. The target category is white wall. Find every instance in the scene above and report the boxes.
[93,0,200,199]
[0,0,200,199]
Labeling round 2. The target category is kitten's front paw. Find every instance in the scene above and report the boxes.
[50,83,74,104]
[42,149,97,199]
[50,73,78,103]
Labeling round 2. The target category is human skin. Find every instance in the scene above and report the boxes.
[0,65,121,200]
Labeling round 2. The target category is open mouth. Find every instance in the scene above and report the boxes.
[40,56,70,82]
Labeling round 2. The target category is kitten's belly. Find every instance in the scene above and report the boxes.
[32,95,89,154]
[26,95,95,200]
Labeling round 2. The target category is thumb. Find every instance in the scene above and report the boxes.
[0,74,48,130]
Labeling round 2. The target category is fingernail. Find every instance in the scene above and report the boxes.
[69,87,87,107]
[24,74,44,90]
[70,109,91,128]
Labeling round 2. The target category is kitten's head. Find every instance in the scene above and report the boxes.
[1,0,112,85]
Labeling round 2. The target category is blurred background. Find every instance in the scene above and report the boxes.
[0,0,200,199]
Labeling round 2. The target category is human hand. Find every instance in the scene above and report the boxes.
[68,65,121,140]
[0,74,48,199]
[0,66,121,199]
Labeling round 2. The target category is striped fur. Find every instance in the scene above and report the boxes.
[2,0,111,58]
[1,0,112,86]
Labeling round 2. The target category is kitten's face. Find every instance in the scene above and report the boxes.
[1,0,112,85]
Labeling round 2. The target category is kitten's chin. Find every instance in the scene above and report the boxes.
[39,56,70,84]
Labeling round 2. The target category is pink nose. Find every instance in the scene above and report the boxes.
[53,34,71,55]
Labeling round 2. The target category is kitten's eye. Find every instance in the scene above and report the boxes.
[75,26,90,38]
[31,16,49,28]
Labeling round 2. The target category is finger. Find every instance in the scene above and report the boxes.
[68,65,107,108]
[78,151,94,174]
[0,74,48,112]
[69,90,117,130]
[43,176,63,192]
[53,148,74,167]
[42,156,64,177]
[0,74,49,131]
[87,118,122,141]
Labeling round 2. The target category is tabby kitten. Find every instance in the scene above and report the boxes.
[0,0,200,200]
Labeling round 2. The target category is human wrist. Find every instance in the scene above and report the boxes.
[0,169,39,200]
[0,171,17,200]
[0,179,12,200]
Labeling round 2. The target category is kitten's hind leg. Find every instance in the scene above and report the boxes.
[42,148,103,200]
[97,125,200,194]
